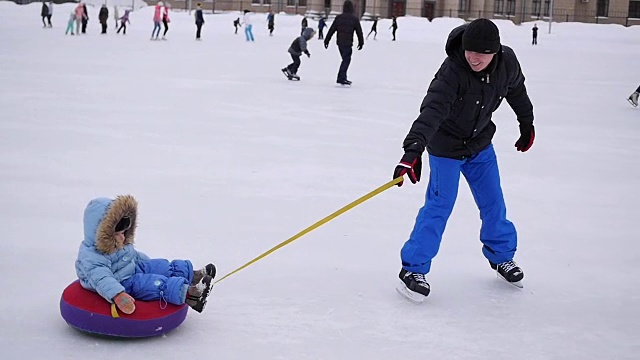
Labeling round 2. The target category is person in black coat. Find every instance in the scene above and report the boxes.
[323,0,364,85]
[40,1,49,28]
[393,19,534,300]
[98,5,109,34]
[81,3,88,34]
[389,16,397,41]
[194,3,204,40]
[366,17,378,40]
[531,23,538,45]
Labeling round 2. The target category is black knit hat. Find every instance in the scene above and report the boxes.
[462,19,501,54]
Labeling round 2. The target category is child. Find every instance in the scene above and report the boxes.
[75,195,216,314]
[281,27,315,81]
[65,11,75,35]
[233,17,241,34]
[117,10,130,35]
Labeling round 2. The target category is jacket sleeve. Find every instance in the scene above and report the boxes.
[403,61,460,149]
[325,21,337,44]
[355,20,364,47]
[504,49,534,125]
[299,38,309,54]
[77,249,125,302]
[136,249,150,263]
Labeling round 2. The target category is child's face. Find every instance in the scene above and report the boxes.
[114,231,126,247]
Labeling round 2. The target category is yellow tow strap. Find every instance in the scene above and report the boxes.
[111,303,120,318]
[214,177,403,284]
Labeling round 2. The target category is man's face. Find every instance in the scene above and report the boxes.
[465,51,496,72]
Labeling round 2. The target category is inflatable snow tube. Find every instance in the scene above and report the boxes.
[60,280,188,338]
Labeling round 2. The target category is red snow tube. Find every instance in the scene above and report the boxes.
[60,280,188,338]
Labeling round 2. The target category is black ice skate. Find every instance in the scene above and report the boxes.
[186,274,213,313]
[490,260,524,288]
[281,68,300,81]
[336,79,352,86]
[396,268,430,303]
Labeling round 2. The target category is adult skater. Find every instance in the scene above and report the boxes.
[393,19,534,302]
[323,0,364,85]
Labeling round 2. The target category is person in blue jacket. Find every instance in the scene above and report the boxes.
[75,195,216,314]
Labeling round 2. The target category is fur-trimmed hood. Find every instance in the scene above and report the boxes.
[82,195,138,255]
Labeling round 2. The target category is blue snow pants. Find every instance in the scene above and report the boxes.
[121,259,193,305]
[400,144,517,274]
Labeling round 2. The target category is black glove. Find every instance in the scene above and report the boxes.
[514,123,535,152]
[306,51,311,58]
[357,43,363,50]
[324,42,329,49]
[393,143,424,187]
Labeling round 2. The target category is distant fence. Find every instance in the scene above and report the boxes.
[7,0,640,26]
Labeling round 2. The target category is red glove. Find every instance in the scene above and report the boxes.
[393,143,424,187]
[114,292,136,314]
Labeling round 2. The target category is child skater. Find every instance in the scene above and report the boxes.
[75,195,216,314]
[281,27,315,81]
[117,10,130,35]
[65,10,75,35]
[233,17,241,34]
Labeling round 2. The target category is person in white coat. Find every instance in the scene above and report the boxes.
[242,9,254,42]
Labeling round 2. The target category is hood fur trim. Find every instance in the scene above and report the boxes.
[95,195,138,255]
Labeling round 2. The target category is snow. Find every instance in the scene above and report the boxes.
[1,2,639,359]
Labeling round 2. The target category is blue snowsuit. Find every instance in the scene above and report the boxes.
[75,195,193,305]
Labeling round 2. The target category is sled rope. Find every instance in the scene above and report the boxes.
[214,177,404,284]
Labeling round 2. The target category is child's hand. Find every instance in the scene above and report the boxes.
[114,292,136,314]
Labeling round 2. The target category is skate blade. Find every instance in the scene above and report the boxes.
[496,272,524,289]
[627,98,638,107]
[395,283,426,304]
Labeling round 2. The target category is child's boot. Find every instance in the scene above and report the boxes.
[186,274,213,313]
[192,263,216,285]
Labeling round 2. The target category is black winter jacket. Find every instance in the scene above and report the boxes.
[403,24,534,159]
[324,1,364,48]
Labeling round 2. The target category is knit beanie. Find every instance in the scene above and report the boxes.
[462,19,501,54]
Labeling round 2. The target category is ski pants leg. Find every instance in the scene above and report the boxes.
[42,16,47,26]
[163,19,169,36]
[288,54,301,74]
[461,144,517,264]
[337,45,352,82]
[121,259,194,305]
[400,154,462,274]
[66,22,74,34]
[196,23,202,38]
